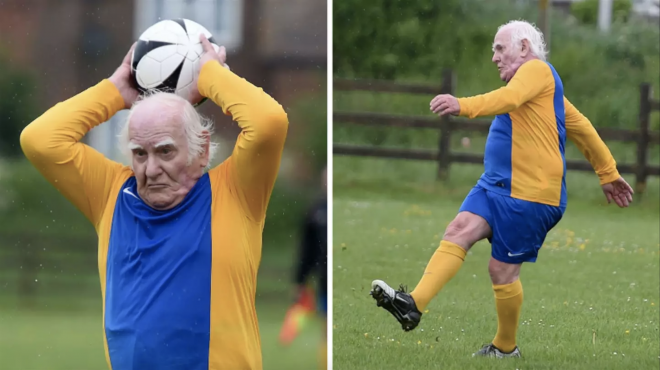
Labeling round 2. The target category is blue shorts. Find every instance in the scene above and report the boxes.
[459,185,565,264]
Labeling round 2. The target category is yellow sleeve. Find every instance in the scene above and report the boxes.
[198,61,289,221]
[20,80,128,228]
[457,59,553,118]
[564,97,620,185]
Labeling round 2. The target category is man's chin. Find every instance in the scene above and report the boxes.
[144,193,178,211]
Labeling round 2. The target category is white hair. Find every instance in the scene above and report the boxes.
[496,20,548,61]
[117,91,219,170]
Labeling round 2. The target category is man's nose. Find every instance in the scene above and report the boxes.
[492,53,499,63]
[145,156,162,178]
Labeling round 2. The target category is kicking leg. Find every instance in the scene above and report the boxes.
[370,210,491,332]
[410,211,491,310]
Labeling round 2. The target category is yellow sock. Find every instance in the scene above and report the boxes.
[492,279,523,353]
[410,240,467,312]
[318,339,327,370]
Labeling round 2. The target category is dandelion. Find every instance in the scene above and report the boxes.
[364,333,368,338]
[417,340,421,345]
[579,244,586,250]
[625,330,630,334]
[424,309,429,314]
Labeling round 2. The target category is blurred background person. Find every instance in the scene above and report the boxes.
[0,1,327,369]
[279,166,328,369]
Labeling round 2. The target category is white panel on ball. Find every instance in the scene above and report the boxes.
[130,18,220,103]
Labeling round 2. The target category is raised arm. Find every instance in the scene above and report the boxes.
[20,80,127,227]
[199,52,289,221]
[455,59,553,118]
[564,97,620,184]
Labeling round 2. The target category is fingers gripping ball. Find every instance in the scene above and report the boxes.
[130,18,221,104]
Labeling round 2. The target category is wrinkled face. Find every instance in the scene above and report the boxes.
[127,100,208,210]
[491,29,527,82]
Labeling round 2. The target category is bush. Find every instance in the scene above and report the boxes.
[333,0,659,136]
[571,0,633,25]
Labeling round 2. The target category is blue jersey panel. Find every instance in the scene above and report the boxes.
[547,62,568,208]
[478,113,513,196]
[105,174,213,370]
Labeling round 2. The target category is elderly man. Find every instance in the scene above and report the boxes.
[370,20,634,358]
[20,35,288,370]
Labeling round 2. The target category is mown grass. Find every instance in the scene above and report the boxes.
[332,156,659,370]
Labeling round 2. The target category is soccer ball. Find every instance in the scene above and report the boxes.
[131,18,220,104]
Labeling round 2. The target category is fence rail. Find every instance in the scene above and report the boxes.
[333,70,660,194]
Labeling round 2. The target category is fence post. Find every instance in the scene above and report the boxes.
[437,69,454,180]
[635,83,651,196]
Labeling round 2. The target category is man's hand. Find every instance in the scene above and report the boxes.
[430,94,460,116]
[602,177,634,208]
[188,34,230,104]
[109,43,139,109]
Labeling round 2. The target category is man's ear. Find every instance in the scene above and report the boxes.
[520,39,530,57]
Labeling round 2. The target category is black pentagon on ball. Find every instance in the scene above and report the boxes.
[130,18,217,106]
[130,40,183,94]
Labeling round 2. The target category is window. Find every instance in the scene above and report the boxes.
[134,0,244,50]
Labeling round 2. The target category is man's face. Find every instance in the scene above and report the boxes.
[127,100,208,210]
[491,29,525,82]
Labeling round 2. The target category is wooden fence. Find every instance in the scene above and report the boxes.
[333,69,660,194]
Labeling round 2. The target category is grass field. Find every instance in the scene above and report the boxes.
[0,300,323,370]
[332,157,660,370]
[0,244,324,370]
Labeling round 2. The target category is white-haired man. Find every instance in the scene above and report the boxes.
[21,35,288,370]
[370,20,633,358]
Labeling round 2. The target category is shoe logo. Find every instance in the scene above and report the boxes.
[508,252,524,257]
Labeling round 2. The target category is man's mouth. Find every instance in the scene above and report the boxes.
[147,184,168,189]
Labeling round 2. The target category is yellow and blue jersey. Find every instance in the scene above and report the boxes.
[20,61,288,370]
[458,59,620,208]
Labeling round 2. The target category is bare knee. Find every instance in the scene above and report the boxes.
[488,258,520,285]
[443,212,491,251]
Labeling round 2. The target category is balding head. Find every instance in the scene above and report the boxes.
[491,20,547,82]
[117,91,218,210]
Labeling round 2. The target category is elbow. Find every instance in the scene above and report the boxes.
[257,104,289,140]
[19,121,42,160]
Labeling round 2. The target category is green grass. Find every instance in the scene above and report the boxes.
[332,157,660,370]
[0,243,324,370]
[0,298,323,370]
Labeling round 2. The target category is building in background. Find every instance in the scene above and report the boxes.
[0,0,326,179]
